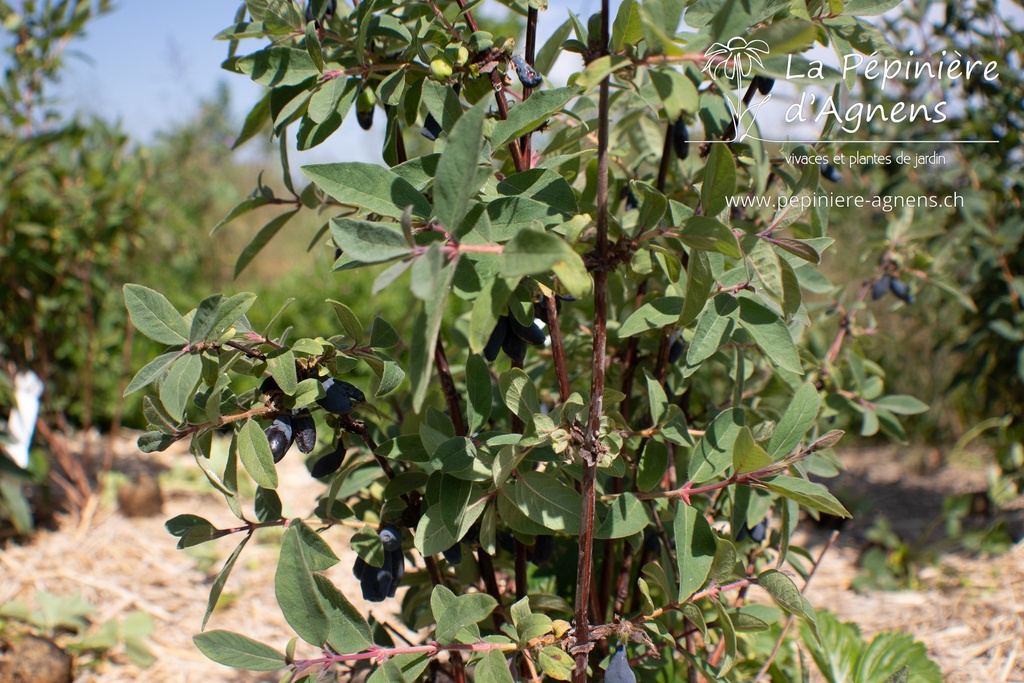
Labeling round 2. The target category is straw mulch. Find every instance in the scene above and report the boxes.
[0,438,1021,682]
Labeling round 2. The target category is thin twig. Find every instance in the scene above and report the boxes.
[571,0,611,678]
[753,530,841,682]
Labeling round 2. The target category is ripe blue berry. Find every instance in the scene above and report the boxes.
[310,443,344,478]
[872,275,892,300]
[672,117,689,160]
[292,409,316,454]
[753,76,775,95]
[606,646,636,683]
[510,54,543,88]
[820,163,841,183]
[265,415,293,463]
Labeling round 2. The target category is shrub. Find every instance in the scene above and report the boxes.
[127,0,953,680]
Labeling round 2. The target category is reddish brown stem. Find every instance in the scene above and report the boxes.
[434,340,466,436]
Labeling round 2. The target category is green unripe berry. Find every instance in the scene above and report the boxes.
[356,87,375,112]
[430,57,453,81]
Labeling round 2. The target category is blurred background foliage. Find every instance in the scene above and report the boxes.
[0,0,1021,535]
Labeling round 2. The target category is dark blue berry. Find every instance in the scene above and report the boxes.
[606,646,636,683]
[889,277,913,303]
[292,409,316,454]
[265,415,293,463]
[442,542,463,565]
[317,378,364,415]
[484,316,508,362]
[310,443,344,478]
[872,275,892,300]
[527,535,553,565]
[511,54,543,88]
[379,525,402,552]
[753,76,774,95]
[820,163,841,183]
[672,117,689,160]
[509,315,545,346]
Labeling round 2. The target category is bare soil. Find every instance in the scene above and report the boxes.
[1,437,1021,682]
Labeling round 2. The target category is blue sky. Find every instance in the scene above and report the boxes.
[56,1,265,141]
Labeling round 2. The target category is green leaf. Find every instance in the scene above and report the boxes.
[124,284,189,345]
[465,354,492,433]
[315,573,375,654]
[166,514,224,549]
[327,299,364,342]
[575,54,632,89]
[758,569,818,638]
[303,162,431,219]
[236,47,321,86]
[701,143,736,217]
[193,630,286,672]
[304,21,324,72]
[235,209,299,277]
[422,80,464,136]
[469,276,513,354]
[490,87,581,150]
[500,229,588,293]
[124,351,179,396]
[212,197,270,235]
[538,645,575,680]
[237,419,279,490]
[330,218,414,265]
[677,217,741,258]
[841,0,902,15]
[767,383,821,458]
[376,358,405,396]
[737,297,803,375]
[435,99,488,233]
[674,504,717,602]
[686,293,738,369]
[514,471,582,534]
[687,408,745,484]
[202,536,250,630]
[430,437,476,476]
[408,265,455,411]
[437,476,474,536]
[650,67,699,120]
[499,368,539,426]
[369,317,399,347]
[266,348,298,395]
[645,371,669,425]
[764,475,851,517]
[431,585,497,644]
[159,353,201,420]
[618,297,683,337]
[680,250,714,327]
[637,439,669,492]
[275,523,329,646]
[732,427,772,474]
[595,493,651,539]
[535,20,572,75]
[874,395,928,415]
[475,650,517,683]
[612,0,644,53]
[232,91,271,150]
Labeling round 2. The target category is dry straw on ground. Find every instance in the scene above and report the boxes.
[0,438,1021,682]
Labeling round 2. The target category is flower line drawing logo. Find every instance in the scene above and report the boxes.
[702,37,771,89]
[702,37,772,143]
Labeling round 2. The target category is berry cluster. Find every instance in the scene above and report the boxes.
[353,525,406,602]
